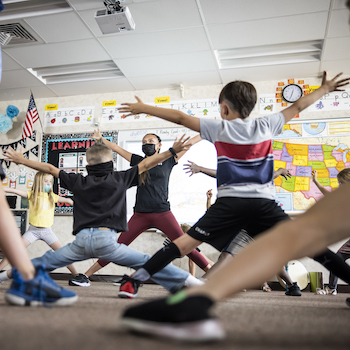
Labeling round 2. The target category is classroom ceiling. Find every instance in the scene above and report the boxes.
[0,0,349,102]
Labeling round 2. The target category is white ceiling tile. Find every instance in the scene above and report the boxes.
[199,0,331,24]
[0,69,44,89]
[0,86,58,102]
[332,0,349,9]
[25,12,94,43]
[3,39,111,68]
[327,9,350,38]
[219,62,322,85]
[321,59,350,75]
[47,77,136,96]
[207,12,329,50]
[129,70,222,90]
[1,52,22,71]
[126,0,202,32]
[322,37,350,60]
[115,51,217,77]
[67,0,103,11]
[99,27,210,59]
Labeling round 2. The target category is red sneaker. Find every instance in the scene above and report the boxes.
[118,275,141,299]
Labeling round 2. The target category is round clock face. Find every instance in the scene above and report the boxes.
[282,84,303,103]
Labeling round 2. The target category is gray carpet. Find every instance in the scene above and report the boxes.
[0,280,349,350]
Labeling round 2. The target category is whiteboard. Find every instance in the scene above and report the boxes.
[117,127,217,225]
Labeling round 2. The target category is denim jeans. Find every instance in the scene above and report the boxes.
[31,228,189,293]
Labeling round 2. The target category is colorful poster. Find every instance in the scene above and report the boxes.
[308,89,350,112]
[273,118,350,213]
[101,99,221,123]
[44,107,94,127]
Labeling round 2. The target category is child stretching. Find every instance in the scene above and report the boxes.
[117,71,350,341]
[0,163,77,306]
[312,168,350,295]
[184,160,299,294]
[3,136,203,298]
[0,171,78,282]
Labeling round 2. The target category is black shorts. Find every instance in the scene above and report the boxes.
[187,197,289,252]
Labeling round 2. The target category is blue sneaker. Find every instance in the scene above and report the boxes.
[5,264,78,307]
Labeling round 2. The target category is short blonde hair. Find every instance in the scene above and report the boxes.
[86,139,112,165]
[180,223,191,233]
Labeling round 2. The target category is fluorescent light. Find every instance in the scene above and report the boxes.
[0,0,72,21]
[215,40,323,69]
[27,61,124,85]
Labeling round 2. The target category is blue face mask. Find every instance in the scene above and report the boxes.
[44,185,51,193]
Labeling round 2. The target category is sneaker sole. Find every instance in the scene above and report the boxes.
[120,317,225,342]
[68,281,90,287]
[5,292,78,307]
[118,291,138,299]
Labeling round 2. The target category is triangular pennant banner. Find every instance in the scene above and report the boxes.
[29,130,36,142]
[18,139,27,148]
[30,145,39,157]
[4,160,10,168]
[23,151,30,159]
[0,159,3,168]
[10,142,17,151]
[2,145,9,152]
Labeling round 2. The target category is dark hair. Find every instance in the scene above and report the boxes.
[144,133,161,143]
[86,139,112,165]
[337,168,350,183]
[219,81,257,119]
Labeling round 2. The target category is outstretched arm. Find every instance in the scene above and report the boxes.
[312,170,330,196]
[4,187,28,198]
[90,129,132,162]
[57,196,74,206]
[3,148,60,178]
[206,189,213,210]
[138,135,191,174]
[176,134,202,160]
[282,72,350,123]
[118,97,201,132]
[273,168,291,180]
[184,160,217,178]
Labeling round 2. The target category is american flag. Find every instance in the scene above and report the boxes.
[22,92,39,139]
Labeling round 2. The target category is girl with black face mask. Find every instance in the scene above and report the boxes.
[69,130,212,287]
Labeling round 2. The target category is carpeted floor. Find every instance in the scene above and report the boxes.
[0,280,349,350]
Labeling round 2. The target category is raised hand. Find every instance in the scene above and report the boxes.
[312,169,317,182]
[118,96,145,117]
[321,71,350,93]
[90,128,102,140]
[206,189,213,200]
[3,147,25,165]
[183,160,200,176]
[171,134,191,155]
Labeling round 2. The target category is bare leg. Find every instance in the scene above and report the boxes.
[50,241,78,276]
[188,259,196,276]
[186,186,350,301]
[84,261,104,277]
[0,186,35,280]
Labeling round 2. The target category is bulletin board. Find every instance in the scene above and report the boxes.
[42,131,118,214]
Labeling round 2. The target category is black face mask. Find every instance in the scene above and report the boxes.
[142,143,157,156]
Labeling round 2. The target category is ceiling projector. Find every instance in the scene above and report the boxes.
[95,1,135,34]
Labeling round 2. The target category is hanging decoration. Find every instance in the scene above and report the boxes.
[0,105,19,134]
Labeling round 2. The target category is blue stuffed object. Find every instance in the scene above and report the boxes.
[0,105,19,134]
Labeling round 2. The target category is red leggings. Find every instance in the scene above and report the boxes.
[97,211,210,270]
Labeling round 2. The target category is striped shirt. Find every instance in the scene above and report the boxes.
[200,112,285,200]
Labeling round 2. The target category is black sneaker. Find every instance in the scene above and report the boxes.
[68,274,90,287]
[120,290,224,342]
[285,282,301,296]
[118,275,141,299]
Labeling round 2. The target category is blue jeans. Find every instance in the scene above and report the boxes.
[31,228,189,293]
